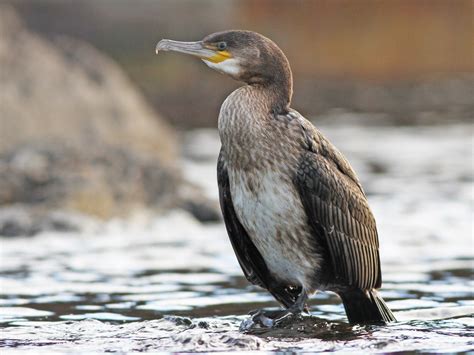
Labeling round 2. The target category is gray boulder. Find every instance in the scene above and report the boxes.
[0,6,218,235]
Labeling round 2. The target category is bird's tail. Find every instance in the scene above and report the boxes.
[338,289,396,324]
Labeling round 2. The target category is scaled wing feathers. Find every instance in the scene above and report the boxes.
[295,120,382,290]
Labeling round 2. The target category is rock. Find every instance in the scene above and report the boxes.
[0,142,182,218]
[0,5,177,162]
[0,206,98,237]
[174,180,222,223]
[180,197,222,223]
[0,207,37,237]
[0,6,221,234]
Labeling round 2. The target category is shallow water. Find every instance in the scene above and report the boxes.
[1,123,473,353]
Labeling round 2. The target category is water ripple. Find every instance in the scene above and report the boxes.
[1,124,472,352]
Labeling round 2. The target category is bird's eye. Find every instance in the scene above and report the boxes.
[217,42,227,51]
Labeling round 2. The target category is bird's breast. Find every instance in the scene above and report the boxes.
[218,86,321,289]
[228,167,319,288]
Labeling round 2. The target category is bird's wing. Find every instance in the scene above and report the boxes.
[217,148,301,307]
[293,118,382,290]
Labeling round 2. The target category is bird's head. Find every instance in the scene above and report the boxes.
[156,30,292,89]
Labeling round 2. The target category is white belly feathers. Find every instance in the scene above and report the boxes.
[229,168,317,290]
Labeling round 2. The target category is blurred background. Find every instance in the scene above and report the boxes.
[1,0,472,230]
[0,1,473,352]
[6,0,473,127]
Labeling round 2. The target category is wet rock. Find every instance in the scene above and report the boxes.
[179,197,221,223]
[0,207,37,237]
[0,206,96,237]
[240,311,357,340]
[0,141,182,221]
[0,6,218,233]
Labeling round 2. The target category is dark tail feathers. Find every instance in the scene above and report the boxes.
[339,289,396,324]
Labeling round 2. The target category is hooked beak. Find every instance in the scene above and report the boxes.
[155,39,231,63]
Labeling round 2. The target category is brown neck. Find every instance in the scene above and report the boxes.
[259,67,293,115]
[247,51,293,115]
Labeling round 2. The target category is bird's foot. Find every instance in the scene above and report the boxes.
[253,309,296,327]
[240,308,305,331]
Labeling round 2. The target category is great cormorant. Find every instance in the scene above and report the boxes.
[156,30,396,325]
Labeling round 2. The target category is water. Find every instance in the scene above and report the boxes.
[1,123,473,353]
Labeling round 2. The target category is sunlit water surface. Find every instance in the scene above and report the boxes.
[1,124,473,353]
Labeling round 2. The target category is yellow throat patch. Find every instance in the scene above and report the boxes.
[205,50,232,63]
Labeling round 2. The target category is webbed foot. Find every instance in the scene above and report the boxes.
[240,289,310,331]
[240,308,305,331]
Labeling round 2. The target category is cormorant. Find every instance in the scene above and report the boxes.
[156,30,396,325]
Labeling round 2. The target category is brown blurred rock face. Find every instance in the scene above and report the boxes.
[0,6,182,222]
[0,6,177,162]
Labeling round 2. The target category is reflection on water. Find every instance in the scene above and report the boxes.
[0,124,473,352]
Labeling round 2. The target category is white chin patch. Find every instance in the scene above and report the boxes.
[203,58,241,76]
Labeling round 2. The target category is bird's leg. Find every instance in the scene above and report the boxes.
[287,288,309,315]
[247,289,309,329]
